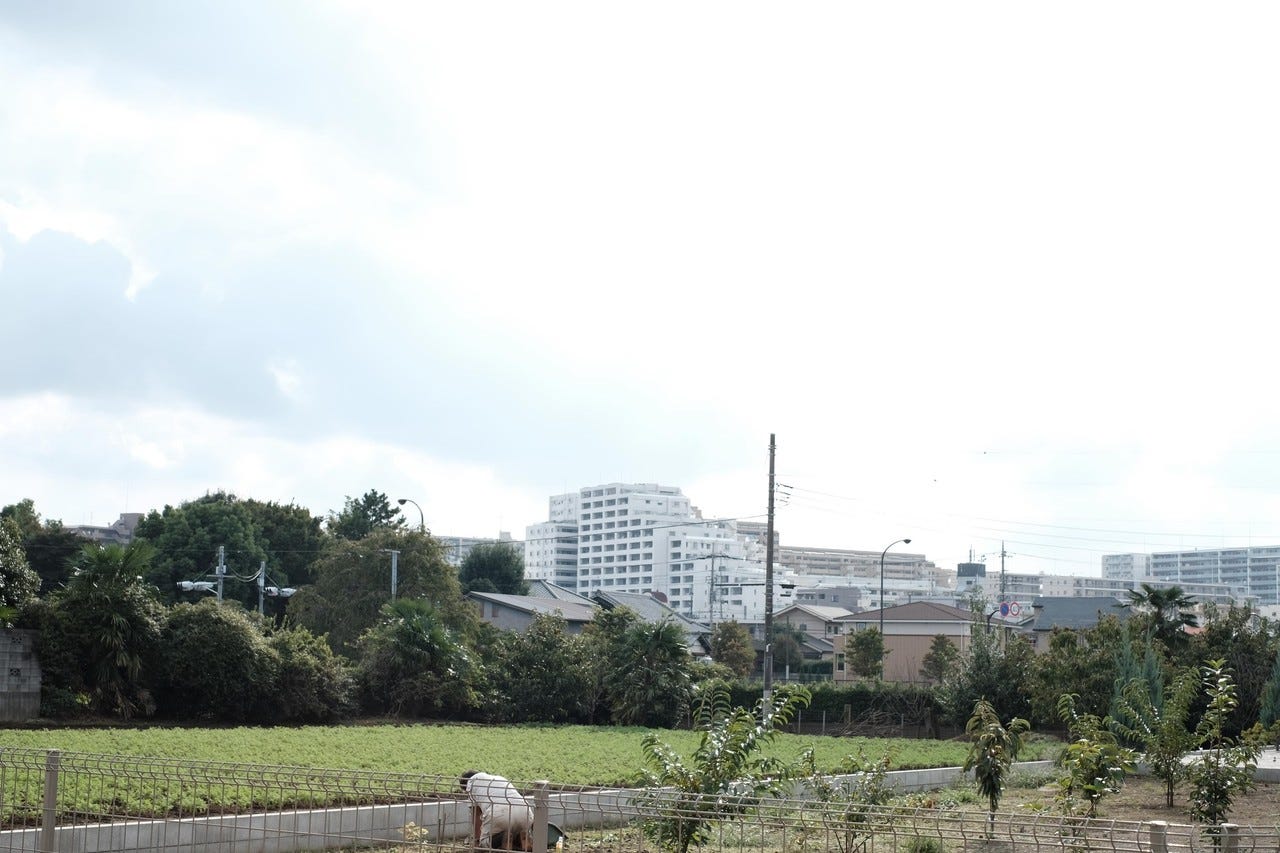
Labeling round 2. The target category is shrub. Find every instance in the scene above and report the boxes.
[639,684,810,853]
[1186,661,1261,833]
[158,601,280,722]
[267,626,354,723]
[1054,694,1135,817]
[963,698,1030,836]
[355,598,478,718]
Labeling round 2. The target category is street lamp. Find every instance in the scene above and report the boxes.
[397,498,426,533]
[879,538,912,675]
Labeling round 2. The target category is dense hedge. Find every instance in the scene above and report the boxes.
[727,681,940,727]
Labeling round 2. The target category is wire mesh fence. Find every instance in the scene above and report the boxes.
[1,747,1277,853]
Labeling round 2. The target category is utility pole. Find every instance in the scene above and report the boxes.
[383,549,400,599]
[216,545,226,603]
[707,553,717,630]
[999,541,1007,603]
[257,560,266,616]
[763,433,777,705]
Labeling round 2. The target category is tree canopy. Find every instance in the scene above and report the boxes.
[709,620,755,677]
[0,517,39,615]
[328,490,404,540]
[135,492,323,607]
[459,542,527,595]
[1125,583,1197,649]
[289,528,471,654]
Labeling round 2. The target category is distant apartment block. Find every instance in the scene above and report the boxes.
[1102,553,1152,581]
[1147,546,1280,605]
[68,513,142,546]
[960,560,1248,608]
[439,531,522,568]
[526,483,777,619]
[1100,548,1277,605]
[777,544,945,585]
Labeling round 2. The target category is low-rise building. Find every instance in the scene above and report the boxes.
[833,602,973,684]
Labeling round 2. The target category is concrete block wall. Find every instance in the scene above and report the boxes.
[0,629,41,721]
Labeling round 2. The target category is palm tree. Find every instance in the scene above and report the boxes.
[64,543,165,718]
[607,620,693,727]
[1124,583,1198,648]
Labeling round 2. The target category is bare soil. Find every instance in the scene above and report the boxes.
[997,774,1280,827]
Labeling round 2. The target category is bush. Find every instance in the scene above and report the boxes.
[486,613,590,723]
[158,601,280,722]
[727,681,941,730]
[267,626,354,723]
[639,684,811,853]
[356,598,478,718]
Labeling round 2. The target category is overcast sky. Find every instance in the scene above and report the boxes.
[3,2,1279,577]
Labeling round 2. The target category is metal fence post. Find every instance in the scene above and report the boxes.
[1221,823,1239,853]
[1146,821,1168,853]
[41,749,60,853]
[533,781,550,853]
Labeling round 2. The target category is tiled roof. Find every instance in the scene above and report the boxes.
[836,601,972,622]
[465,591,597,622]
[1030,596,1129,631]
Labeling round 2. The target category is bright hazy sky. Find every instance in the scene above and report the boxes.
[3,2,1279,577]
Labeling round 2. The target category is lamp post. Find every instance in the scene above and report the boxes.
[879,538,912,676]
[397,498,426,533]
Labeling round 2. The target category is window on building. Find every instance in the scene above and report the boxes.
[836,653,845,673]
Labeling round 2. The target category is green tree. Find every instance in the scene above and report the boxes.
[709,620,755,677]
[1186,660,1262,832]
[355,598,477,717]
[1,499,89,593]
[136,492,323,608]
[290,528,471,654]
[159,600,280,722]
[847,627,886,679]
[328,490,404,540]
[639,684,811,853]
[1111,667,1200,807]
[770,622,805,674]
[942,614,1034,727]
[242,498,325,589]
[963,698,1030,835]
[1029,619,1126,727]
[919,634,960,684]
[580,606,641,722]
[1109,627,1165,727]
[60,543,166,718]
[0,499,43,539]
[1189,605,1275,735]
[22,526,90,593]
[1124,583,1197,651]
[606,620,694,727]
[1054,694,1135,817]
[487,613,589,722]
[0,517,39,615]
[459,543,527,595]
[1260,647,1280,729]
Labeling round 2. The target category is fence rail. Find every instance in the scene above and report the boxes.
[1,748,1276,853]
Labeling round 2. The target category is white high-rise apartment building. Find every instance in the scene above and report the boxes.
[525,492,581,588]
[1102,547,1277,604]
[525,483,755,618]
[1148,546,1280,605]
[1102,553,1152,581]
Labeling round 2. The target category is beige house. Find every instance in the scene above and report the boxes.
[832,602,973,683]
[773,603,856,640]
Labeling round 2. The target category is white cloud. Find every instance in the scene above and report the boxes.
[0,394,545,538]
[5,4,1280,573]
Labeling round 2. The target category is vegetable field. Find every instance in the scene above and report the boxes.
[0,724,1057,785]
